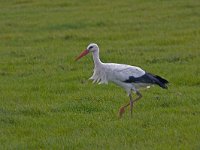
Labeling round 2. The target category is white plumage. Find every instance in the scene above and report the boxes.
[75,43,168,118]
[90,62,146,93]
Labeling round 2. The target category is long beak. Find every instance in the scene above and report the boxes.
[75,49,89,61]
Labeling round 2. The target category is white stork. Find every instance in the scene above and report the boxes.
[75,43,168,118]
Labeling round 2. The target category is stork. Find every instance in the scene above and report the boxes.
[75,43,169,118]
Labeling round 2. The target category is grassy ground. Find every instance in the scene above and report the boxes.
[0,0,200,149]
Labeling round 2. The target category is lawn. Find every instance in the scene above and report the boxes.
[0,0,200,149]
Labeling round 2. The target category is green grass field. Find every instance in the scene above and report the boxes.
[0,0,200,149]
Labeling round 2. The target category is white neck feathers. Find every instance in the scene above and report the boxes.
[89,49,108,84]
[92,50,102,67]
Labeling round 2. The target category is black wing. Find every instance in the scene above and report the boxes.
[124,72,169,89]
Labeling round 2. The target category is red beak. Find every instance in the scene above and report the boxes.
[75,49,89,61]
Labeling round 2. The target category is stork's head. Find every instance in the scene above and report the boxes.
[75,43,99,61]
[87,43,99,52]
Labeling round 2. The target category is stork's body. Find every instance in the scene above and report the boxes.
[76,43,168,117]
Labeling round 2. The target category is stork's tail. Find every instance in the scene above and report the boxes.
[147,73,169,89]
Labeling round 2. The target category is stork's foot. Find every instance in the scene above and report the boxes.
[118,106,125,118]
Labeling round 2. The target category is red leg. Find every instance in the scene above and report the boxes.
[130,91,142,117]
[119,91,142,118]
[119,102,130,118]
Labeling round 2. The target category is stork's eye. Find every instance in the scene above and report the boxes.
[89,46,93,49]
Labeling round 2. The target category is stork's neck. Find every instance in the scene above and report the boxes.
[92,50,103,67]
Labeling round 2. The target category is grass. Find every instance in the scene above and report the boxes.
[0,0,200,149]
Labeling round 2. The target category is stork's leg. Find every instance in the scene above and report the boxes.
[129,94,133,116]
[119,91,142,118]
[130,91,142,116]
[119,102,130,118]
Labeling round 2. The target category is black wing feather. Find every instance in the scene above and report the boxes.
[124,72,169,89]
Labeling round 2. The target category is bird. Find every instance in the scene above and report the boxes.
[75,43,169,118]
